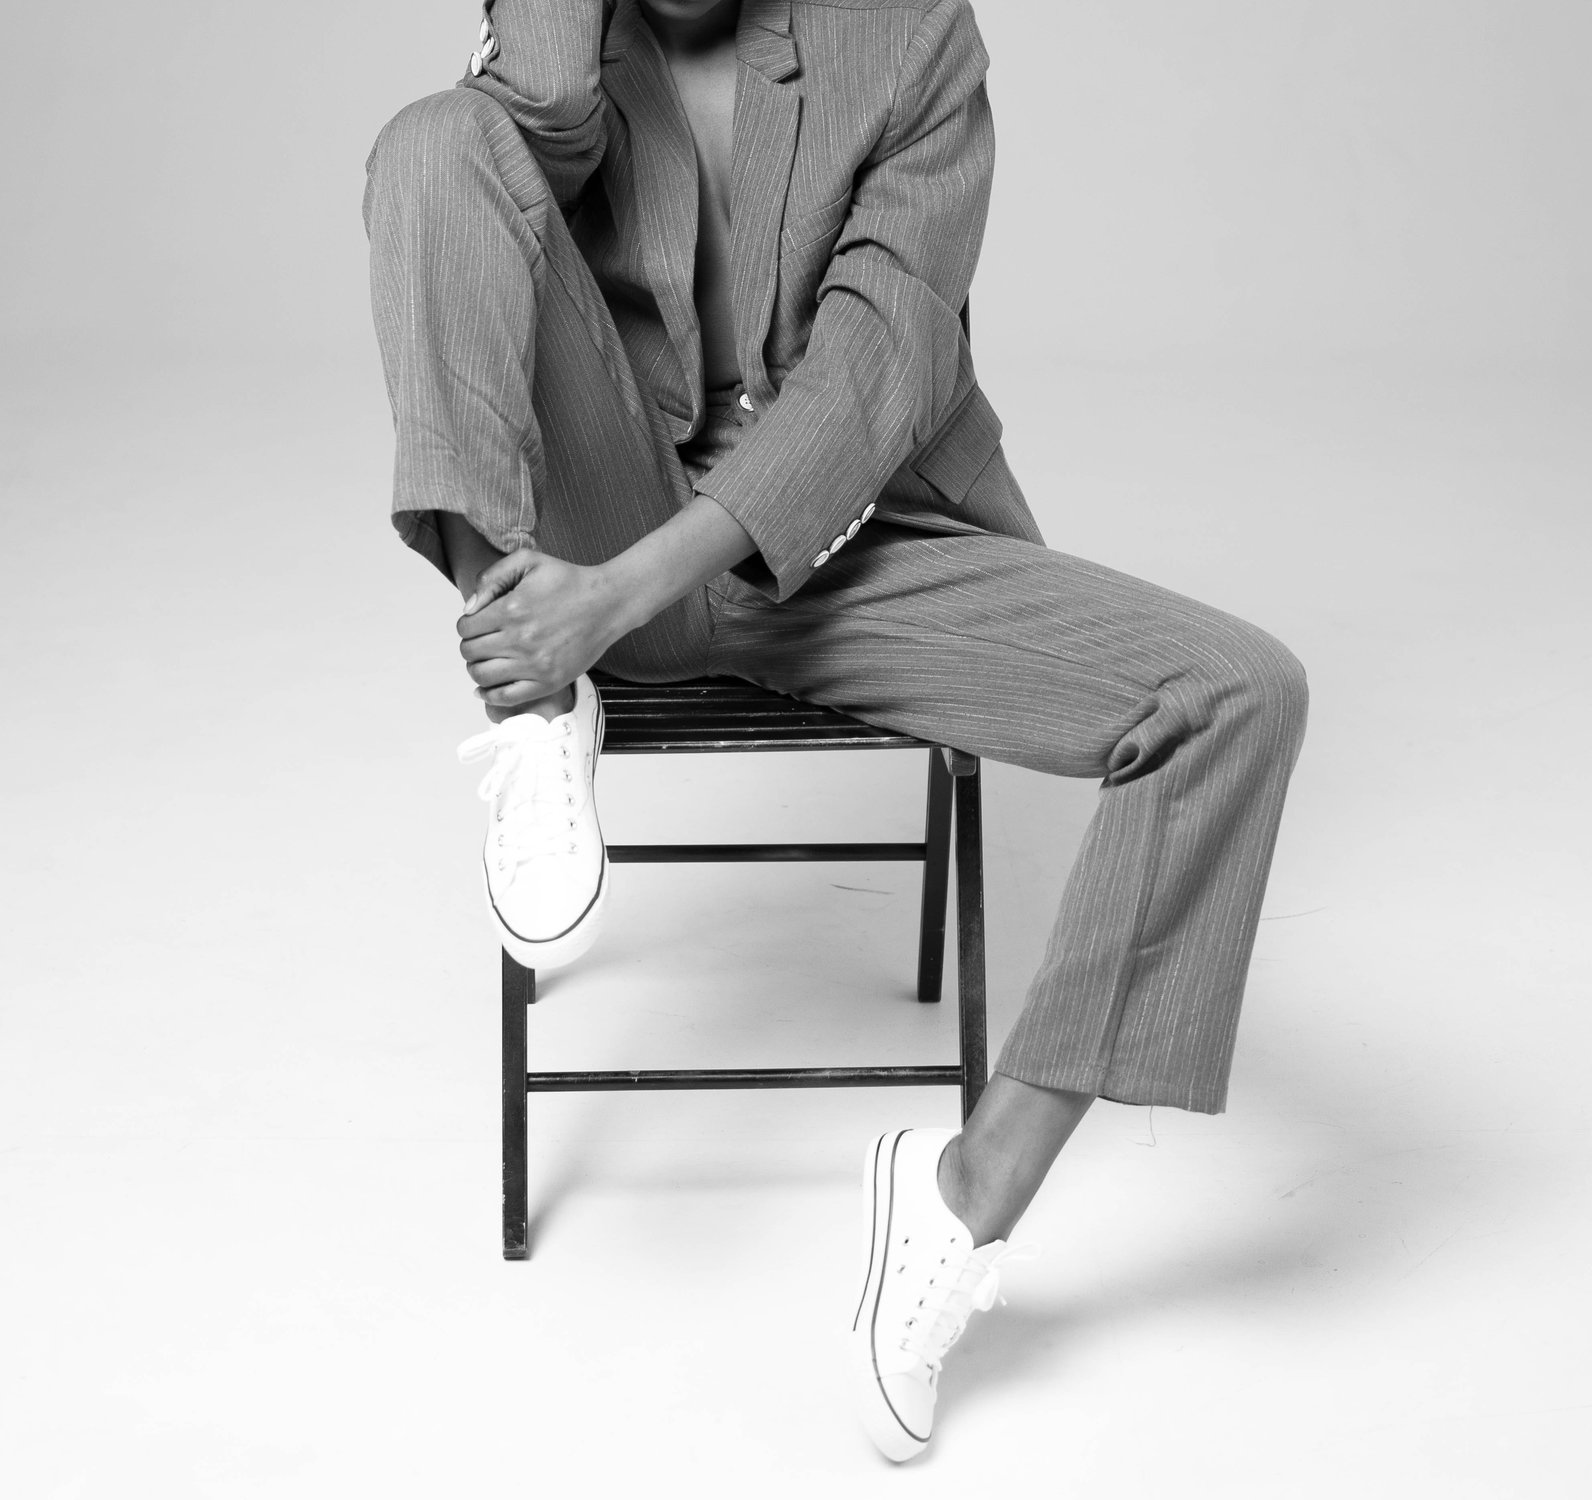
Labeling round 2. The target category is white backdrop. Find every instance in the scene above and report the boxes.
[2,4,1589,1496]
[1,1,1587,366]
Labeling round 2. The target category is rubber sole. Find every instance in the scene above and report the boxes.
[485,854,609,972]
[849,1131,931,1462]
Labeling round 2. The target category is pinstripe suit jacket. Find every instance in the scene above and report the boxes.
[464,0,1043,601]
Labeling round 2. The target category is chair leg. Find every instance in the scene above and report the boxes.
[916,749,954,1003]
[951,755,988,1123]
[502,950,534,1260]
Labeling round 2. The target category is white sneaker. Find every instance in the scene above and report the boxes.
[849,1128,1035,1462]
[456,674,607,970]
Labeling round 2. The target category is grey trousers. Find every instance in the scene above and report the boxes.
[365,90,1309,1114]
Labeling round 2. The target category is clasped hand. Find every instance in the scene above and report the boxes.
[456,549,629,711]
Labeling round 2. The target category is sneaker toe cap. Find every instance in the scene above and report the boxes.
[489,848,605,943]
[853,1348,935,1461]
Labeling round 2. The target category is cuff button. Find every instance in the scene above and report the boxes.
[469,51,483,75]
[812,550,831,568]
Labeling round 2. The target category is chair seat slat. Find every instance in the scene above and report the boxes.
[592,670,929,750]
[604,736,920,753]
[604,719,908,738]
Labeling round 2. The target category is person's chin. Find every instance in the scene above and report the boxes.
[642,0,734,20]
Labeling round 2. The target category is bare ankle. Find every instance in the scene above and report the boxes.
[527,684,577,721]
[937,1136,997,1244]
[487,684,577,725]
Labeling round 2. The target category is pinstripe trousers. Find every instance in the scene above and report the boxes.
[365,90,1309,1114]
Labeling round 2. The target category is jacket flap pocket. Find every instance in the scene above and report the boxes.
[780,192,851,253]
[912,385,1004,504]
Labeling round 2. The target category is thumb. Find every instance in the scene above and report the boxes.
[463,547,539,614]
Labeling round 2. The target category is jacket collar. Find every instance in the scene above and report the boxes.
[735,0,799,82]
[728,2,800,410]
[600,1,801,427]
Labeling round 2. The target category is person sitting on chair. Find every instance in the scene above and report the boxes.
[364,0,1308,1462]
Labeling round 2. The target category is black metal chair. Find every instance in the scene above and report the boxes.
[499,672,989,1259]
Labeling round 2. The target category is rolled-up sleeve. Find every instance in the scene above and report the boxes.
[459,0,610,207]
[692,0,994,601]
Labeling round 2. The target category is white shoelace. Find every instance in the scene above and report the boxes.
[458,718,587,874]
[898,1241,1039,1373]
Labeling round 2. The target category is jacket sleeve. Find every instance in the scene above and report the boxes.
[691,0,995,602]
[458,0,611,207]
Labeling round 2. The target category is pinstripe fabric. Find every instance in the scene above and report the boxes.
[364,5,1311,1111]
[704,536,1308,1113]
[364,87,713,680]
[461,0,1038,603]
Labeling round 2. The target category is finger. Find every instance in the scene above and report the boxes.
[464,657,526,689]
[462,547,539,616]
[457,583,531,638]
[476,678,555,709]
[459,631,510,662]
[457,601,504,639]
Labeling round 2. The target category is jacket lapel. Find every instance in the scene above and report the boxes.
[599,0,702,424]
[730,0,801,407]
